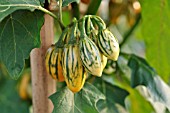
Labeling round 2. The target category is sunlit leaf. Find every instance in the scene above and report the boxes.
[139,0,170,82]
[125,89,155,113]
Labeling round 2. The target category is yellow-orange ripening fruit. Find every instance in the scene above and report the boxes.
[45,45,65,82]
[98,29,120,61]
[79,37,103,77]
[50,49,65,82]
[100,53,107,70]
[19,72,30,100]
[45,45,55,77]
[62,45,86,93]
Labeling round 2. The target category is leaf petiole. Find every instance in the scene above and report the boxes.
[38,6,65,30]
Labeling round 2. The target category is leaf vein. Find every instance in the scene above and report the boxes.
[10,14,17,65]
[12,18,35,40]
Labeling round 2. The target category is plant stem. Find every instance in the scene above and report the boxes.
[38,6,65,30]
[71,2,80,20]
[59,0,63,24]
[86,0,102,15]
[58,0,65,30]
[120,14,141,47]
[79,17,87,39]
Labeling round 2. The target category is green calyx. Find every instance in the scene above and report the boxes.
[67,18,79,45]
[55,27,70,48]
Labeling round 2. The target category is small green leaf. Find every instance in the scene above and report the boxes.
[128,54,170,110]
[56,0,80,7]
[0,10,44,79]
[63,0,79,7]
[49,83,105,113]
[0,0,42,22]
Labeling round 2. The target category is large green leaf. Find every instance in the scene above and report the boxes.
[0,0,43,22]
[92,77,129,113]
[101,73,155,113]
[139,0,170,82]
[0,10,44,79]
[49,83,105,113]
[128,54,170,110]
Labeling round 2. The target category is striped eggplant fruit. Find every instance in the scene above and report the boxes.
[85,16,96,36]
[91,16,106,30]
[98,29,120,61]
[79,37,103,77]
[45,45,65,82]
[62,45,86,93]
[50,48,65,82]
[89,29,98,44]
[85,16,91,36]
[45,45,55,78]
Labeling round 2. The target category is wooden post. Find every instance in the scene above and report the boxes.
[31,14,56,113]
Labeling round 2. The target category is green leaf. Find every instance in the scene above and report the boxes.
[128,54,170,110]
[39,0,45,4]
[49,83,105,113]
[63,0,79,7]
[0,10,44,79]
[92,78,129,113]
[56,0,80,7]
[139,0,170,82]
[101,73,155,113]
[0,0,42,22]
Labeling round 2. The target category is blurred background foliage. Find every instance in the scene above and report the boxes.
[0,0,170,113]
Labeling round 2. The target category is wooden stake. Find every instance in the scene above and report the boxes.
[31,14,56,113]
